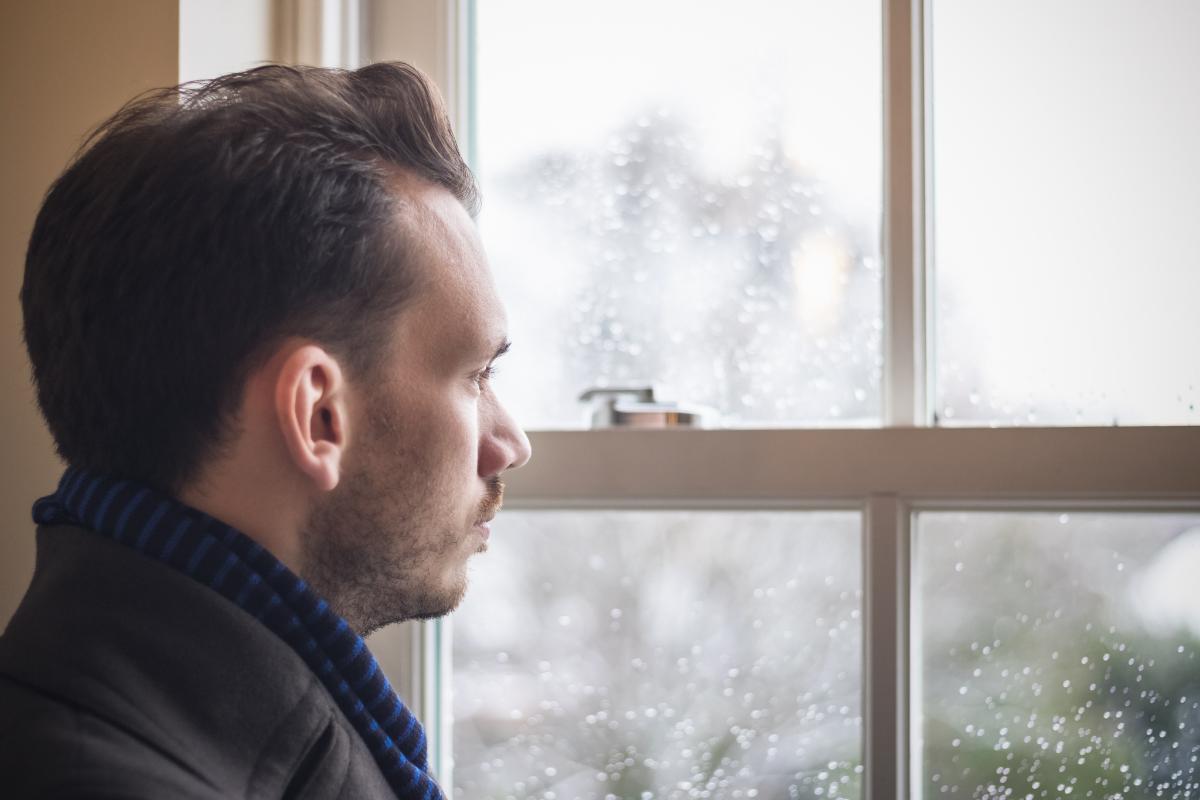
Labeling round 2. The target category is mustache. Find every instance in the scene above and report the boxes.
[477,476,504,522]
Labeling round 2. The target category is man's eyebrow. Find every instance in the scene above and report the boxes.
[491,339,512,361]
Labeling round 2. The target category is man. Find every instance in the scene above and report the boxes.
[0,62,531,798]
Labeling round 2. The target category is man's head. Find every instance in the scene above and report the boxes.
[21,63,531,632]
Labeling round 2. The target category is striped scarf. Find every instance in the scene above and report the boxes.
[32,467,444,800]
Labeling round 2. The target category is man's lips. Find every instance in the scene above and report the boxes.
[473,509,496,543]
[474,479,504,540]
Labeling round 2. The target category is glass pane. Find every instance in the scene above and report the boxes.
[930,0,1200,426]
[475,0,883,428]
[917,511,1200,798]
[453,510,862,799]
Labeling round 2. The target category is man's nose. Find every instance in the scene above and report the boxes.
[481,400,532,476]
[505,425,532,471]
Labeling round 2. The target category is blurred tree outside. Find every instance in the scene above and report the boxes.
[487,110,881,427]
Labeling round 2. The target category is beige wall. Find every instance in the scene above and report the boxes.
[0,1,179,629]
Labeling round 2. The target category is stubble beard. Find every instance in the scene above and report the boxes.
[296,402,505,637]
[297,406,460,636]
[299,468,462,637]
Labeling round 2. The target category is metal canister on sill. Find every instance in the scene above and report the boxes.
[578,386,718,429]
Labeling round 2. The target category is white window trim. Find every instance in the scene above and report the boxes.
[883,0,928,431]
[274,0,364,69]
[353,1,1200,797]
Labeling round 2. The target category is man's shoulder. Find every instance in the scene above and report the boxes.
[0,524,369,798]
[0,671,223,798]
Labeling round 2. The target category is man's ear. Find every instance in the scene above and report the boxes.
[274,344,349,493]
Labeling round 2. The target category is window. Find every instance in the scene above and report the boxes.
[929,0,1200,426]
[475,0,883,429]
[363,1,1200,797]
[917,511,1200,797]
[455,511,863,798]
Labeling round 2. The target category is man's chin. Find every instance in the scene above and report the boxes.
[412,569,471,621]
[407,606,457,622]
[389,591,465,625]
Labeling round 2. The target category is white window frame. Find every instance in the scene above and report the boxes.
[355,1,1200,796]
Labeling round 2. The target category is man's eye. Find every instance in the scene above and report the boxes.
[474,365,496,388]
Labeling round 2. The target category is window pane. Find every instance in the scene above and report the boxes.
[917,511,1200,797]
[476,0,883,428]
[453,510,862,799]
[930,0,1200,426]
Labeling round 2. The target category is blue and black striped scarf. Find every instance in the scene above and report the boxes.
[32,467,444,800]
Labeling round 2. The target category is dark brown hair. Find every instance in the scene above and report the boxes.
[22,62,478,493]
